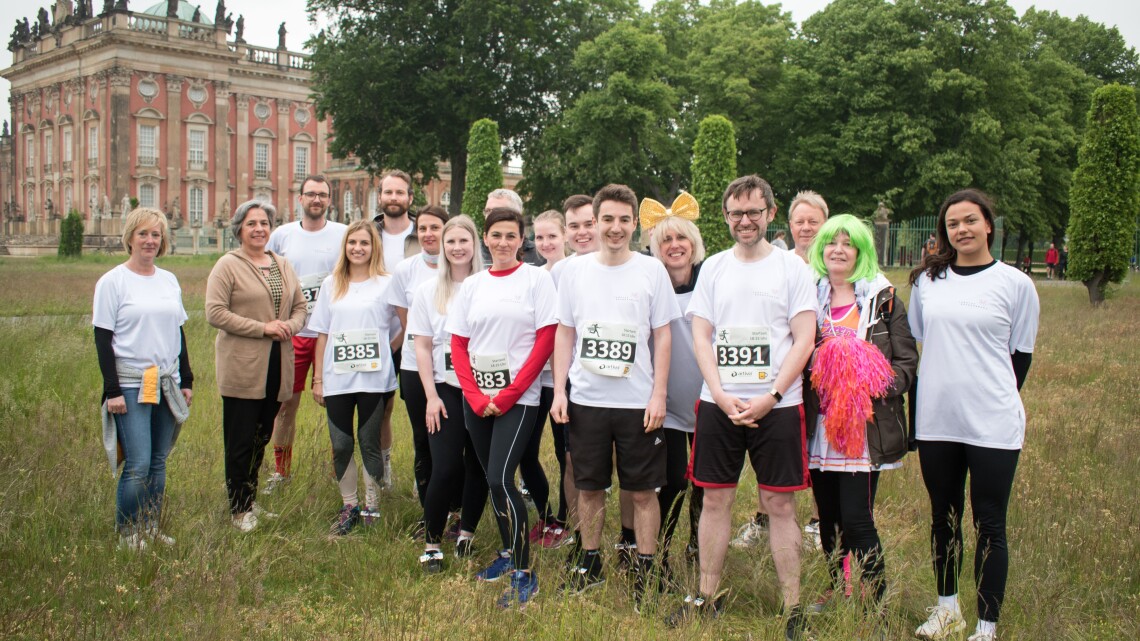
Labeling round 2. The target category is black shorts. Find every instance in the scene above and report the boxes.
[688,401,809,492]
[567,402,665,492]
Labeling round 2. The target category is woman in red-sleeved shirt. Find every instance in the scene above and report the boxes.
[445,207,557,610]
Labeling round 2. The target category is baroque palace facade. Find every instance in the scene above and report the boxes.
[0,0,518,253]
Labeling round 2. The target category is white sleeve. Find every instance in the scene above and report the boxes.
[406,284,434,336]
[386,263,410,309]
[685,258,714,323]
[908,277,924,343]
[307,276,334,334]
[533,268,558,328]
[444,279,472,338]
[266,226,284,254]
[649,260,681,329]
[91,270,120,331]
[554,263,575,326]
[787,258,819,317]
[1008,274,1040,353]
[169,272,189,326]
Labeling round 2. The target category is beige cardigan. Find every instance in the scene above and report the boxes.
[205,250,307,401]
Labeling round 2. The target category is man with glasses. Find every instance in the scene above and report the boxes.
[264,174,348,493]
[373,170,419,272]
[666,175,816,641]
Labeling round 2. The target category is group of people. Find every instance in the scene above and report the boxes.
[93,170,1039,641]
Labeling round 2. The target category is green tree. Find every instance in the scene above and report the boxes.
[1066,84,1140,306]
[461,119,503,229]
[307,0,634,216]
[690,115,736,254]
[58,210,83,258]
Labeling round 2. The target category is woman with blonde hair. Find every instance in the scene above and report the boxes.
[308,220,400,535]
[94,207,193,550]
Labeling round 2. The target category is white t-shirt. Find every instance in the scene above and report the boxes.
[445,264,558,407]
[663,287,701,432]
[685,248,817,406]
[380,220,415,273]
[386,254,439,372]
[307,275,398,396]
[406,278,460,387]
[544,252,593,387]
[556,253,680,409]
[92,264,188,386]
[909,262,1040,449]
[266,220,348,338]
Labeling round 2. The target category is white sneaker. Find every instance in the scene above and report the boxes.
[967,632,996,641]
[730,517,766,549]
[251,503,278,519]
[118,532,148,551]
[261,472,287,495]
[232,512,258,533]
[915,604,966,640]
[146,524,176,546]
[803,518,822,550]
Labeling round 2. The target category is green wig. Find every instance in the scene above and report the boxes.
[807,214,880,282]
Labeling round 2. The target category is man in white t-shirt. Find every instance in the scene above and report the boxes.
[666,175,817,640]
[550,184,680,606]
[264,174,347,492]
[372,170,418,272]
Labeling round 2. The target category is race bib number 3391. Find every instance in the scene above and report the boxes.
[578,321,637,378]
[332,329,383,374]
[715,326,771,382]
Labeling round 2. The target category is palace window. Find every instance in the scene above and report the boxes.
[188,128,206,170]
[189,186,205,226]
[293,144,309,179]
[138,124,158,167]
[254,141,270,179]
[87,126,98,163]
[139,183,157,208]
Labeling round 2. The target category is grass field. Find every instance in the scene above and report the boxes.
[0,256,1136,640]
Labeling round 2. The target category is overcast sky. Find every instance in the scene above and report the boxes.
[2,0,1137,130]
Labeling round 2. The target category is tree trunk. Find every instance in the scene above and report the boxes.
[1084,270,1107,306]
[449,151,467,218]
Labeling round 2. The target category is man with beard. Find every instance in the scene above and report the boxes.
[373,170,418,272]
[666,175,816,641]
[264,175,348,492]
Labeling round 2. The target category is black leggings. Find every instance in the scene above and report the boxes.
[544,386,570,524]
[810,469,884,600]
[659,428,702,552]
[325,391,392,490]
[424,384,488,544]
[919,441,1020,623]
[222,342,281,514]
[518,387,554,524]
[400,369,431,508]
[465,402,536,569]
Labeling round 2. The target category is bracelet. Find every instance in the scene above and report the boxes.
[313,379,323,384]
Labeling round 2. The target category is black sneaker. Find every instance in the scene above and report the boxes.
[663,591,727,627]
[331,505,361,536]
[615,541,637,572]
[560,554,605,595]
[632,556,666,612]
[563,534,583,570]
[420,549,444,575]
[785,604,809,641]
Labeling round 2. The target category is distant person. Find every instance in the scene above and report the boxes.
[1044,243,1059,280]
[93,207,193,550]
[922,232,938,262]
[908,189,1040,641]
[206,200,307,532]
[772,230,788,250]
[1021,253,1032,275]
[1058,244,1068,280]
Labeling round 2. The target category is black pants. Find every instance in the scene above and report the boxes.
[400,369,432,508]
[810,469,885,600]
[325,391,392,494]
[425,384,488,543]
[919,441,1020,623]
[659,428,702,552]
[518,387,554,524]
[465,402,536,569]
[545,386,570,524]
[222,342,281,515]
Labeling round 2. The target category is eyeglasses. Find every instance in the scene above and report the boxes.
[726,208,770,223]
[302,192,331,200]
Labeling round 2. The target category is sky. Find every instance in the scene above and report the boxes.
[2,0,1138,130]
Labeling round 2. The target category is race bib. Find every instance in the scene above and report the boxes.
[443,345,459,387]
[472,352,511,396]
[578,321,637,378]
[299,272,329,314]
[715,326,772,382]
[331,329,383,374]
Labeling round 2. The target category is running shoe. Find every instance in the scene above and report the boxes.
[527,521,547,543]
[663,591,727,627]
[615,541,638,572]
[445,513,462,540]
[804,518,822,550]
[684,542,699,566]
[146,524,176,546]
[381,455,393,491]
[806,589,834,615]
[118,531,148,551]
[497,570,539,611]
[540,526,573,549]
[914,605,966,640]
[475,551,514,582]
[966,632,996,641]
[455,535,475,559]
[632,557,666,612]
[730,513,768,549]
[232,512,258,533]
[251,503,278,520]
[331,504,361,536]
[784,604,809,641]
[261,472,287,496]
[360,506,381,527]
[419,549,444,575]
[560,553,605,595]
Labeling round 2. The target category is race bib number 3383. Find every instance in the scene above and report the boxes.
[472,353,511,396]
[578,321,637,378]
[332,329,383,374]
[715,326,771,382]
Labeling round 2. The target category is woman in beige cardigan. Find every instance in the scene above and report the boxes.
[206,200,307,532]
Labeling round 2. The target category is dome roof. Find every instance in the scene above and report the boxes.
[141,1,213,25]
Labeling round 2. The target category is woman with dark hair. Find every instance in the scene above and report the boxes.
[206,200,307,532]
[802,214,917,620]
[446,207,557,609]
[909,189,1040,641]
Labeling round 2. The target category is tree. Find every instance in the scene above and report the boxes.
[1066,84,1139,306]
[307,0,635,216]
[58,210,83,258]
[461,119,503,229]
[690,115,736,254]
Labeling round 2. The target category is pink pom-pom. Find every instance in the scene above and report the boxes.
[811,334,895,458]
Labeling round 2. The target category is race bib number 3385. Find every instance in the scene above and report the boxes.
[578,321,637,378]
[715,326,771,381]
[332,329,383,374]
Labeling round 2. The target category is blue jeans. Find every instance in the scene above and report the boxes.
[114,389,177,532]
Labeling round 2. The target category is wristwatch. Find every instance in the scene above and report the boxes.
[769,388,783,402]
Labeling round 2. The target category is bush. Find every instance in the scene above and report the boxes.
[690,115,737,255]
[58,210,84,258]
[461,118,503,230]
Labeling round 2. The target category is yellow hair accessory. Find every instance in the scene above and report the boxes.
[639,191,699,231]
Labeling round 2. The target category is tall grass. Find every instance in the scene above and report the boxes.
[0,259,1135,639]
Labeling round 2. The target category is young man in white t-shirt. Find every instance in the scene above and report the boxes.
[667,175,817,640]
[550,184,680,605]
[372,170,417,276]
[264,174,347,492]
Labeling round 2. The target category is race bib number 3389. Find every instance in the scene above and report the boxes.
[578,321,637,378]
[332,329,383,374]
[715,326,771,382]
